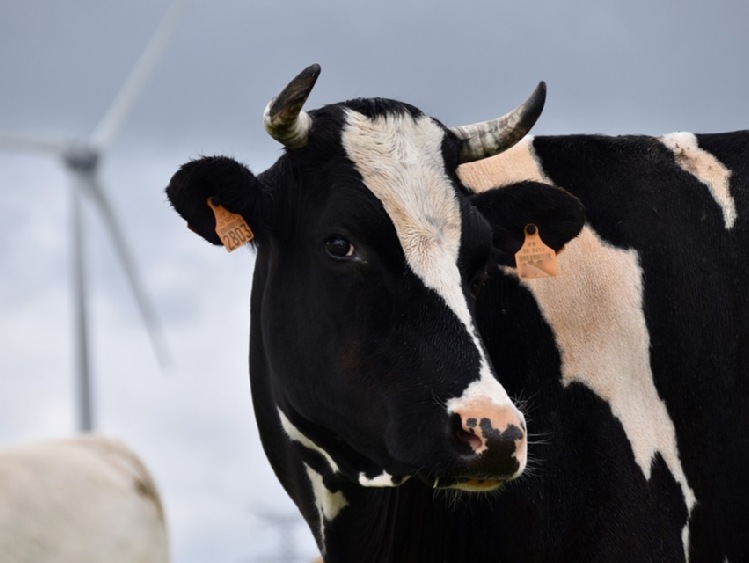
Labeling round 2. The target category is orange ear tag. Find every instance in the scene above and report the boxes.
[206,198,254,252]
[514,224,558,279]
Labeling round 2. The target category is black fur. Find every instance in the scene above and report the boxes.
[166,155,272,245]
[470,181,586,265]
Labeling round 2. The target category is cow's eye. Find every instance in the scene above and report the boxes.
[325,236,355,259]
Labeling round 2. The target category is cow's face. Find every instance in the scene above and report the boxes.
[166,65,585,493]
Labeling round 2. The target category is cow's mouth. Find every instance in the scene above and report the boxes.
[280,409,513,493]
[427,474,505,492]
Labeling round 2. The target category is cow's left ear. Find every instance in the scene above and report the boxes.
[470,181,586,266]
[166,155,272,247]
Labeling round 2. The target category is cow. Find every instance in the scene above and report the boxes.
[0,435,169,563]
[166,64,748,562]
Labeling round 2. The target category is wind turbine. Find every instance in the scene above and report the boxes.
[248,509,310,562]
[0,0,185,433]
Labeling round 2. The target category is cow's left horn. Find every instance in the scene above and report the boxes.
[263,64,321,149]
[450,82,547,163]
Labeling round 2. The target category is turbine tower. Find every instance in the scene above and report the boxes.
[0,0,185,432]
[250,509,310,562]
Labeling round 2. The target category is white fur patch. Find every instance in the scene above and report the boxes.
[278,410,348,547]
[522,227,696,509]
[304,463,348,549]
[660,132,736,229]
[278,409,340,474]
[342,110,517,412]
[358,470,407,487]
[458,139,696,559]
[457,136,548,190]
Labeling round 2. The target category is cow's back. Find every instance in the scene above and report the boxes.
[0,435,169,563]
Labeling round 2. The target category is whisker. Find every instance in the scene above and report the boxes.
[527,439,551,447]
[431,389,447,409]
[527,431,554,438]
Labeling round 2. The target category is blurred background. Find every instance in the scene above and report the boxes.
[0,1,746,561]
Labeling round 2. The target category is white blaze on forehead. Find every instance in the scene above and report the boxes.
[341,109,513,409]
[342,111,464,321]
[660,132,736,229]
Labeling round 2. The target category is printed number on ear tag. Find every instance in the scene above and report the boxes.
[206,198,254,252]
[514,224,558,279]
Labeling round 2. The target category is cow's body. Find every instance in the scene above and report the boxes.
[0,435,169,563]
[167,65,748,562]
[454,132,749,562]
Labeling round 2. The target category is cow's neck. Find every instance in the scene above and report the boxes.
[321,483,428,562]
[319,480,488,563]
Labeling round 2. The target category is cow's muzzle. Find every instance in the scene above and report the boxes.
[447,398,527,486]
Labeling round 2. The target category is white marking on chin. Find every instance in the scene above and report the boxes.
[342,110,516,413]
[458,141,697,561]
[278,409,340,474]
[660,132,736,229]
[304,463,348,549]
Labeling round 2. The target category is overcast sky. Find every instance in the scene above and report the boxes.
[1,1,747,561]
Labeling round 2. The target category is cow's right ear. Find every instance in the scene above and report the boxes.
[166,156,270,246]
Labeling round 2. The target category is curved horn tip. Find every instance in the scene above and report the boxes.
[526,81,547,119]
[535,81,547,100]
[451,80,549,163]
[514,80,547,135]
[300,63,322,80]
[264,64,321,149]
[268,64,322,117]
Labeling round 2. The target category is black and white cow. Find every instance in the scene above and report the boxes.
[166,65,748,562]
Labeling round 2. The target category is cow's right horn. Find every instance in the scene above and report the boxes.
[450,82,547,163]
[263,64,321,149]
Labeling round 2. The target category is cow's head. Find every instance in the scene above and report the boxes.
[167,65,584,494]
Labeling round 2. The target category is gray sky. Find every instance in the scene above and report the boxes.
[1,1,747,561]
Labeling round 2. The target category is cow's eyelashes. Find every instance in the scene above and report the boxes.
[325,236,356,259]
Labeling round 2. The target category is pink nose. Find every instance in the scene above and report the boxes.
[450,399,527,475]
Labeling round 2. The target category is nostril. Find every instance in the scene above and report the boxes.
[457,428,483,453]
[451,413,484,455]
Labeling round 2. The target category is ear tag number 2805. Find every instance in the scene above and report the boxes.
[206,198,254,252]
[514,224,558,279]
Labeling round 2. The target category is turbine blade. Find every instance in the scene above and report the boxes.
[0,132,69,155]
[81,175,171,370]
[90,0,186,150]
